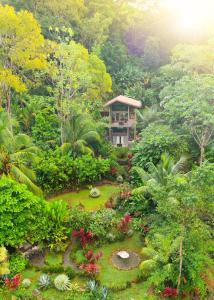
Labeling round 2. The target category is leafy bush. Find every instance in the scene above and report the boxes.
[65,267,76,280]
[70,208,119,243]
[44,200,70,251]
[89,187,100,198]
[132,124,187,170]
[35,151,110,194]
[0,176,47,247]
[54,274,70,291]
[9,254,28,275]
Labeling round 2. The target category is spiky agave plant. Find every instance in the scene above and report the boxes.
[54,274,70,291]
[38,274,51,289]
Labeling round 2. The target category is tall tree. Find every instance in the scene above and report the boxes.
[0,4,47,121]
[161,75,214,165]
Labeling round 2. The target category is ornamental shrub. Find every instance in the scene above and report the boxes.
[0,176,47,247]
[35,151,110,194]
[9,254,28,276]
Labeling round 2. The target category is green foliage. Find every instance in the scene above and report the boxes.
[45,252,63,267]
[161,75,214,165]
[132,123,188,170]
[32,108,60,150]
[9,254,28,275]
[0,112,42,195]
[44,200,70,251]
[70,208,118,242]
[0,176,47,247]
[35,150,110,194]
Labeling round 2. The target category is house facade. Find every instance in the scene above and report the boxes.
[104,95,142,147]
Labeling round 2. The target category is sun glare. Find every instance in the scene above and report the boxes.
[162,0,214,32]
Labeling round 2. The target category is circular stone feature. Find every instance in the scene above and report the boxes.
[111,250,141,270]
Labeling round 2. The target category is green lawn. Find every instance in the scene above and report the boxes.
[96,234,143,287]
[114,283,157,300]
[49,184,119,211]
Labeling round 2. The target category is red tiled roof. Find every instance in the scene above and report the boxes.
[104,95,142,108]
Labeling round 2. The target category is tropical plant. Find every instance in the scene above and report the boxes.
[61,112,102,156]
[38,274,51,289]
[54,274,70,291]
[0,112,42,195]
[132,123,188,170]
[132,153,189,192]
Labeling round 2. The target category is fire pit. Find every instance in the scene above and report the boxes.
[111,249,141,270]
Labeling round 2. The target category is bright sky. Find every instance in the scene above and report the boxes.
[162,0,214,32]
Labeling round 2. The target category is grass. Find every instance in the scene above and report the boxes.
[45,251,63,266]
[49,184,119,211]
[114,283,157,300]
[96,234,143,287]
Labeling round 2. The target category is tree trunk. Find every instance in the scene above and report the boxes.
[6,92,13,133]
[199,145,205,166]
[177,238,183,294]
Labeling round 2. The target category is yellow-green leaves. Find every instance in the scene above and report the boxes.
[0,4,47,110]
[0,69,27,93]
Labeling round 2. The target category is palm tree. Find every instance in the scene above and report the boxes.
[0,112,42,195]
[61,111,101,156]
[132,153,189,194]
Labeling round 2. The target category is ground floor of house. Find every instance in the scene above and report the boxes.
[108,127,136,147]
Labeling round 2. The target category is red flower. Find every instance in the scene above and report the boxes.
[163,287,178,298]
[5,275,21,290]
[118,214,132,233]
[72,228,94,248]
[85,250,103,263]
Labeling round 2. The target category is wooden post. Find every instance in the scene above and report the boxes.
[127,127,129,146]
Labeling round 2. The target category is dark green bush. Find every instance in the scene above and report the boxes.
[35,150,110,194]
[132,123,188,170]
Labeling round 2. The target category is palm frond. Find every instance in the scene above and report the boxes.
[172,155,190,175]
[10,165,43,196]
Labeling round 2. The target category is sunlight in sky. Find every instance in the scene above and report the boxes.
[162,0,214,32]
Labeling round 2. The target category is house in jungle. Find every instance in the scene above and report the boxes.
[103,95,142,147]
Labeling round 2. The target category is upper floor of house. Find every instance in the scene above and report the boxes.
[103,95,142,128]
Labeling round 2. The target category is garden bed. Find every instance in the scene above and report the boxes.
[49,184,119,211]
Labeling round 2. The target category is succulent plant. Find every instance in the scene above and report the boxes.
[54,274,70,291]
[87,279,97,292]
[116,175,123,183]
[38,274,51,289]
[22,278,31,288]
[89,187,100,198]
[101,286,108,300]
